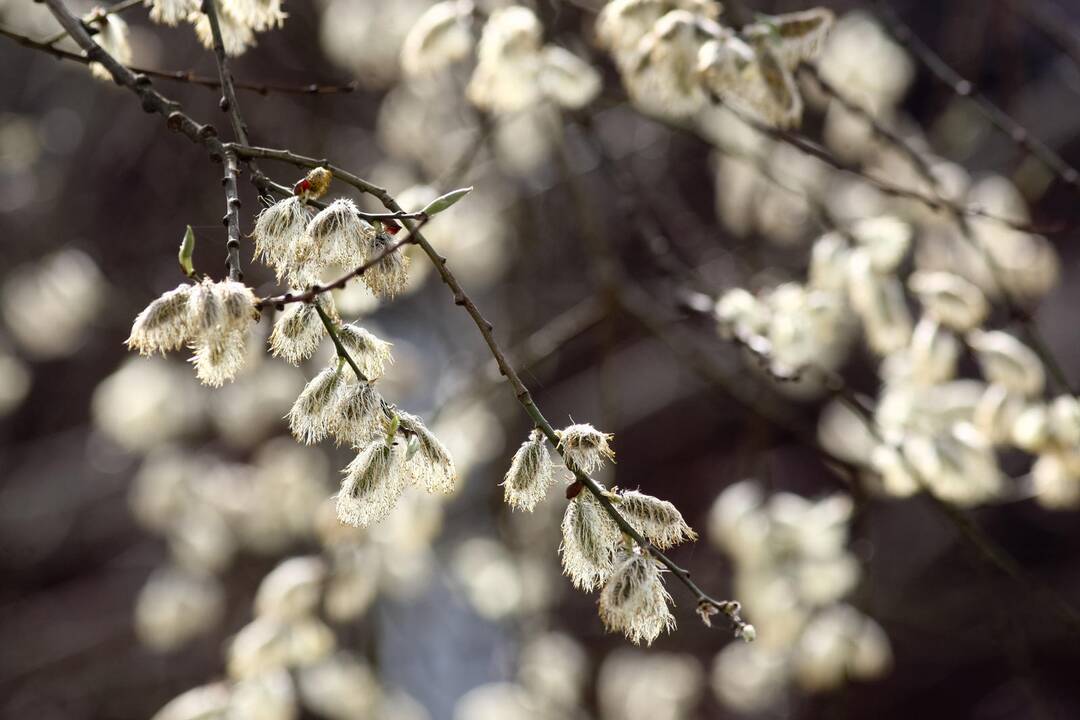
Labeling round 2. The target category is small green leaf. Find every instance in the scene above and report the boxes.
[420,186,473,217]
[178,225,196,278]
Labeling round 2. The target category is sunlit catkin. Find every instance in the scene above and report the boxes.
[615,490,697,549]
[598,550,676,645]
[560,491,620,590]
[502,429,555,511]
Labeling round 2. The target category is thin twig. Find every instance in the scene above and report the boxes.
[221,150,243,280]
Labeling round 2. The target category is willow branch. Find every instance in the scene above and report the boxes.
[227,141,749,633]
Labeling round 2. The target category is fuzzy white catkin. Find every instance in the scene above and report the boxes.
[228,668,297,720]
[255,556,327,621]
[127,284,195,355]
[537,46,602,109]
[467,6,545,114]
[336,324,393,379]
[501,429,555,511]
[297,652,381,720]
[269,298,331,366]
[598,649,704,720]
[328,380,382,446]
[225,0,287,33]
[908,270,988,331]
[560,491,620,590]
[615,490,697,549]
[191,8,257,56]
[254,196,311,282]
[849,215,911,273]
[1032,450,1080,510]
[598,551,676,645]
[150,682,231,720]
[335,441,412,528]
[628,11,714,120]
[227,616,336,681]
[145,0,199,27]
[135,566,224,652]
[289,365,347,444]
[967,330,1045,398]
[397,410,457,494]
[400,0,474,77]
[557,423,615,474]
[306,198,376,272]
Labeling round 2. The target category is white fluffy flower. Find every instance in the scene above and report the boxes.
[336,440,410,528]
[598,550,676,645]
[337,324,393,379]
[467,6,545,114]
[253,196,311,283]
[269,297,334,366]
[289,365,347,444]
[400,0,474,77]
[615,489,697,549]
[967,329,1045,398]
[560,491,620,590]
[127,284,194,355]
[255,556,327,621]
[146,0,199,27]
[908,270,989,332]
[557,423,615,474]
[537,46,602,109]
[501,428,556,511]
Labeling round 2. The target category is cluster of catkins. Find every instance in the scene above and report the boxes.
[253,169,410,295]
[501,423,707,645]
[128,167,457,532]
[708,481,891,711]
[149,552,429,720]
[84,0,285,79]
[717,207,1080,509]
[596,0,834,128]
[400,2,603,114]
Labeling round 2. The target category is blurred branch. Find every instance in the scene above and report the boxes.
[1004,0,1080,84]
[0,25,359,95]
[877,1,1080,194]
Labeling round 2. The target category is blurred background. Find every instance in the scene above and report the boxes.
[2,0,1080,718]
